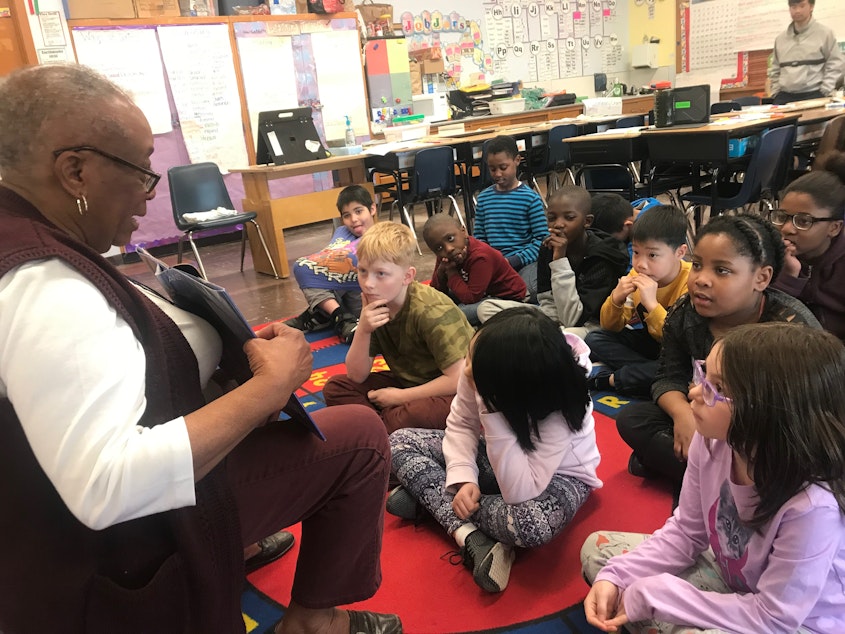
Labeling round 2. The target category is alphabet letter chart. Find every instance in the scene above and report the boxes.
[483,0,627,83]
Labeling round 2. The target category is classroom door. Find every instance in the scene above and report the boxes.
[0,3,34,76]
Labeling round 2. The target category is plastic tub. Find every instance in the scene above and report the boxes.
[383,122,431,142]
[489,98,526,115]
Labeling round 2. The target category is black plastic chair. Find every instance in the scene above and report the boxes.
[733,95,762,107]
[402,146,467,254]
[468,138,494,208]
[526,124,579,203]
[710,101,741,115]
[681,125,797,223]
[168,162,278,280]
[615,115,645,129]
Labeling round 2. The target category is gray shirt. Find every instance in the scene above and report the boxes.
[769,17,843,97]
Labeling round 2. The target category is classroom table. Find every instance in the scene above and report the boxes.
[230,155,372,278]
[640,112,802,210]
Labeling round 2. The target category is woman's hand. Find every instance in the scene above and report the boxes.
[584,580,628,632]
[452,482,481,519]
[247,322,312,409]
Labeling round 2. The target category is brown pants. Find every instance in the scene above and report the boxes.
[323,372,455,433]
[227,404,389,608]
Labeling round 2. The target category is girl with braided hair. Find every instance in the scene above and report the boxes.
[615,214,821,507]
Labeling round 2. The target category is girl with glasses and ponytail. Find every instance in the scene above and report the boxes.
[771,150,845,339]
[581,323,845,634]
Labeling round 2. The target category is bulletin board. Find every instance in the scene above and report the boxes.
[484,0,628,83]
[389,0,627,87]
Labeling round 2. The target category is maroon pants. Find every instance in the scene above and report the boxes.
[323,372,455,433]
[226,404,388,608]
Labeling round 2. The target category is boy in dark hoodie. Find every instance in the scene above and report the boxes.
[478,185,630,338]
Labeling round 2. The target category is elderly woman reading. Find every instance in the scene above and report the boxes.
[0,64,400,634]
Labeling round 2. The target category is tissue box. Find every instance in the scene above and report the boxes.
[489,98,526,115]
[383,122,431,142]
[728,136,752,158]
[582,97,623,117]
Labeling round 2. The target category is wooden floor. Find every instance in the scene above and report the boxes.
[116,218,439,327]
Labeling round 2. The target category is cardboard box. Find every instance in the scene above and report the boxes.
[67,0,136,19]
[420,58,445,75]
[135,0,180,17]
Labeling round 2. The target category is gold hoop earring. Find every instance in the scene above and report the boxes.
[76,195,88,216]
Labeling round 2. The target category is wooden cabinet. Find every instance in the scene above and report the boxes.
[1,0,37,76]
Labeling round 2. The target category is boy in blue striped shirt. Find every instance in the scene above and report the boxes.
[473,135,548,301]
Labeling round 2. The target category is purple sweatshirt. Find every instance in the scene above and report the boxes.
[596,434,845,633]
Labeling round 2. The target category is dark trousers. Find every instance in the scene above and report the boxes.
[228,404,389,608]
[772,89,823,105]
[323,371,455,433]
[585,328,660,398]
[615,400,686,486]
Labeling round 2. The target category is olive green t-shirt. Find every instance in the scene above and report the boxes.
[369,281,474,388]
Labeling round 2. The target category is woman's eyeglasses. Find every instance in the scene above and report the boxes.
[692,360,731,407]
[768,208,840,231]
[53,146,160,194]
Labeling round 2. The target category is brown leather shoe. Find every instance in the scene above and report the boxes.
[245,530,295,574]
[347,610,403,634]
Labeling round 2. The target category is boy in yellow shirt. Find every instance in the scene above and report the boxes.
[585,206,691,397]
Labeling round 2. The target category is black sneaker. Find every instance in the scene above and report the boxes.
[627,452,651,478]
[385,486,422,520]
[284,308,332,332]
[586,371,613,392]
[332,311,358,344]
[461,530,514,593]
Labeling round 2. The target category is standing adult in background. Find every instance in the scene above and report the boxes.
[0,64,400,634]
[769,0,843,105]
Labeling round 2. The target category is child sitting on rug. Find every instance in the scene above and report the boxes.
[585,205,691,398]
[323,222,474,432]
[771,150,845,340]
[581,322,845,633]
[388,307,601,593]
[424,213,527,326]
[477,185,630,339]
[284,185,377,344]
[472,134,548,302]
[615,214,821,506]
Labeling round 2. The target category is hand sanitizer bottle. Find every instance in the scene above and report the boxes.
[344,115,356,147]
[270,0,283,15]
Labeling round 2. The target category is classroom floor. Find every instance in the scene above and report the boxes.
[116,216,440,327]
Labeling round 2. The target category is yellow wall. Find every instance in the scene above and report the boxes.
[628,0,676,68]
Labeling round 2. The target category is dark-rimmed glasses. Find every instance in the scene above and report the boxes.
[53,146,160,193]
[692,359,732,407]
[768,209,840,231]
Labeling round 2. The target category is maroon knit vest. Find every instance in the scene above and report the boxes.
[0,187,245,633]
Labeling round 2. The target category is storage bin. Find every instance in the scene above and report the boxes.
[489,98,526,115]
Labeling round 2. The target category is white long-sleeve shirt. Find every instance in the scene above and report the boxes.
[443,371,602,504]
[0,259,221,529]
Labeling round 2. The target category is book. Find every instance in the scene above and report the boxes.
[135,247,325,441]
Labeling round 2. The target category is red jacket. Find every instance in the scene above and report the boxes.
[431,236,527,304]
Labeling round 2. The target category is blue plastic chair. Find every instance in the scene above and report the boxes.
[681,125,797,223]
[526,124,578,203]
[168,162,278,280]
[402,146,467,254]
